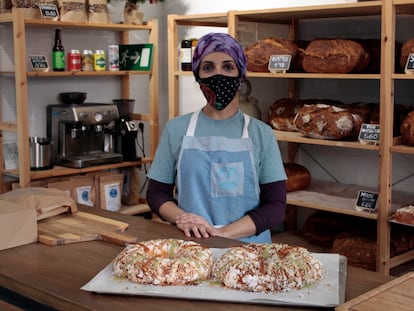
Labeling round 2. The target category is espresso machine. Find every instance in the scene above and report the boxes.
[47,103,123,168]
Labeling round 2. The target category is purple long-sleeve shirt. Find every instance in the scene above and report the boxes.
[146,178,286,235]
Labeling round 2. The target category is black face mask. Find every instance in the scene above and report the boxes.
[199,75,241,110]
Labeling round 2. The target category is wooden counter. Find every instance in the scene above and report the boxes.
[0,206,394,311]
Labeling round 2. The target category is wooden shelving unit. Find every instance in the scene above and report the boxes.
[167,1,414,275]
[0,8,159,188]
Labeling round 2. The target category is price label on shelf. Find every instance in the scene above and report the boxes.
[268,55,291,73]
[39,4,59,20]
[358,123,380,145]
[405,53,414,74]
[29,55,49,72]
[355,190,378,213]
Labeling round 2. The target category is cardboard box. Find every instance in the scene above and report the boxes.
[119,44,153,71]
[0,200,37,250]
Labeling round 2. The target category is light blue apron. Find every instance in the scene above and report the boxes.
[176,110,271,243]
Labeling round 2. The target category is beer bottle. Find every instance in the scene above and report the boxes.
[52,28,65,71]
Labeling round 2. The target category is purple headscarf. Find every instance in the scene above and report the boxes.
[192,32,247,81]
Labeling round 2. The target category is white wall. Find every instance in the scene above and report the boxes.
[0,0,413,194]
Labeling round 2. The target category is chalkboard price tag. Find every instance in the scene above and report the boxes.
[29,55,49,72]
[358,123,380,145]
[39,4,59,20]
[405,53,414,74]
[268,55,291,73]
[355,190,378,213]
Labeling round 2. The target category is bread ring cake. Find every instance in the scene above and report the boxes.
[212,243,323,292]
[113,239,213,285]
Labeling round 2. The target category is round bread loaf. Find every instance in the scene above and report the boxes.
[400,38,414,69]
[303,38,367,73]
[400,111,414,146]
[268,98,302,131]
[284,162,311,192]
[245,38,298,72]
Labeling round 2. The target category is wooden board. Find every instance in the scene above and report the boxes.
[37,211,138,246]
[335,272,414,311]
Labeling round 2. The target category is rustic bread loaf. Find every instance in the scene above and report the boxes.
[303,38,368,73]
[294,102,356,139]
[394,205,414,224]
[302,212,349,248]
[284,162,311,192]
[268,98,303,132]
[245,38,298,72]
[400,110,414,146]
[400,38,414,69]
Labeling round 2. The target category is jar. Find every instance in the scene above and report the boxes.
[68,49,81,71]
[81,49,93,71]
[93,49,106,71]
[108,45,119,71]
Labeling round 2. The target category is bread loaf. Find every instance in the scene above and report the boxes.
[245,38,298,72]
[394,205,414,224]
[400,110,414,146]
[284,162,311,192]
[294,102,356,139]
[303,38,368,73]
[268,98,303,132]
[400,38,414,69]
[332,231,377,271]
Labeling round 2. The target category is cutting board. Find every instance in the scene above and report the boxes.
[335,272,414,311]
[37,211,138,246]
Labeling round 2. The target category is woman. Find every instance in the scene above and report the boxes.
[146,32,286,243]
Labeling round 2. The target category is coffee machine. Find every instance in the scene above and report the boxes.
[47,103,123,168]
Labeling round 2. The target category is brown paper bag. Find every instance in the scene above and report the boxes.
[0,187,77,220]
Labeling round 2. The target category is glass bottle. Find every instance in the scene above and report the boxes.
[52,28,65,71]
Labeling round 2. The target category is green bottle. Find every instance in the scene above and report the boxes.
[52,28,65,71]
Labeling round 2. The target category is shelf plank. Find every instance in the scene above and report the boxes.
[4,158,152,180]
[27,70,151,77]
[0,10,152,30]
[174,70,380,80]
[287,180,378,219]
[274,130,379,150]
[287,180,412,220]
[0,122,17,131]
[231,1,382,23]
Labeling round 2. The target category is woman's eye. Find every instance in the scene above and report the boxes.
[201,64,213,72]
[224,64,236,72]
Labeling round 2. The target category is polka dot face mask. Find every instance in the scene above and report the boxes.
[199,74,241,110]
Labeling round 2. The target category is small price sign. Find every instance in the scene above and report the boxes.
[355,190,378,213]
[405,53,414,74]
[29,55,49,72]
[358,123,380,145]
[39,4,59,20]
[268,55,291,73]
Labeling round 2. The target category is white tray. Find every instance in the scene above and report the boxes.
[81,249,347,308]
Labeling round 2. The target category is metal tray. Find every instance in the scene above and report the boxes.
[82,249,347,308]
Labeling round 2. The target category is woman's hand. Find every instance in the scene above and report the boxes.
[175,213,217,238]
